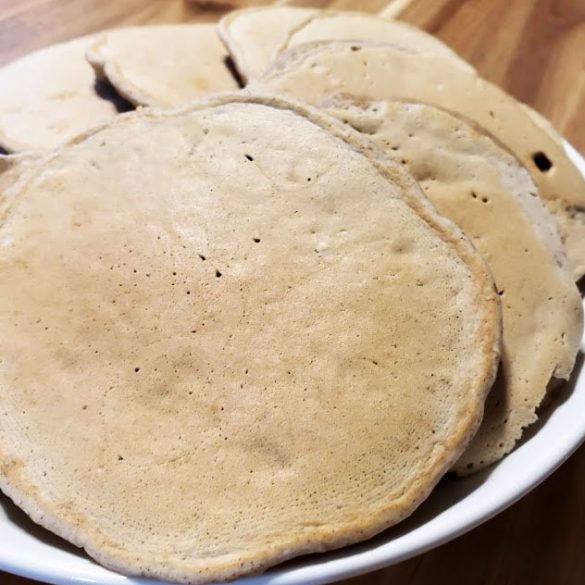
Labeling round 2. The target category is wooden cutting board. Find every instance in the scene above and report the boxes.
[0,1,584,584]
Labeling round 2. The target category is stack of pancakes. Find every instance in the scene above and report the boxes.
[0,4,583,584]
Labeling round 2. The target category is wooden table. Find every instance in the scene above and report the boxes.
[1,1,584,584]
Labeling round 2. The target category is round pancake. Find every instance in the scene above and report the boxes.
[87,25,240,108]
[0,36,129,152]
[323,98,583,472]
[280,11,470,70]
[218,6,318,82]
[217,7,468,84]
[0,93,500,582]
[253,41,585,281]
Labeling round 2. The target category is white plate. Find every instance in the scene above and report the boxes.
[1,143,584,585]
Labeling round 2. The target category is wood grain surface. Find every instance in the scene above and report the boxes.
[1,1,584,584]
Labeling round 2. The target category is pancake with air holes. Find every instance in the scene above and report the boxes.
[252,40,585,280]
[0,93,499,583]
[321,97,583,472]
[279,11,470,70]
[217,7,469,84]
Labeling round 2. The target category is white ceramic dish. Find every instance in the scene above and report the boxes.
[1,143,584,585]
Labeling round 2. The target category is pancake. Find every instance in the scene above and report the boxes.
[218,6,317,82]
[322,98,583,471]
[253,41,585,280]
[0,36,128,152]
[87,25,239,108]
[218,7,471,83]
[280,11,470,70]
[0,93,500,582]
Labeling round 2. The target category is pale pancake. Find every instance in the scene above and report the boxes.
[218,7,471,83]
[218,6,317,82]
[254,41,585,280]
[0,36,127,152]
[323,99,583,471]
[86,24,239,108]
[0,94,500,582]
[281,11,470,70]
